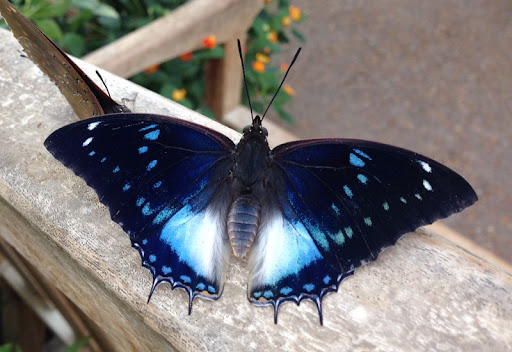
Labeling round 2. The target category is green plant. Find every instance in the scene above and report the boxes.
[1,0,306,122]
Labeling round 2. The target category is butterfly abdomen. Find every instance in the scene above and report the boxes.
[227,194,261,258]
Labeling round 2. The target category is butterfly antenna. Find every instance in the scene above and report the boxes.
[261,47,301,121]
[237,39,254,122]
[96,70,112,98]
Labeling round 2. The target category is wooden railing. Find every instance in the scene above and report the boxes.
[1,28,512,351]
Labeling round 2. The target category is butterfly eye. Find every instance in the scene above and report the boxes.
[261,127,268,137]
[243,125,251,134]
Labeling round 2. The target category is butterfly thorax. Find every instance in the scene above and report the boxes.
[227,116,270,257]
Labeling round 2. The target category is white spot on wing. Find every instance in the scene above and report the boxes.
[87,121,101,130]
[423,179,433,191]
[82,137,93,146]
[417,160,432,173]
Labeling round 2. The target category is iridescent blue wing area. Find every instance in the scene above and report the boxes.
[249,138,477,323]
[44,113,235,310]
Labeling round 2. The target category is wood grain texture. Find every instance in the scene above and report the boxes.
[83,0,262,78]
[1,30,511,351]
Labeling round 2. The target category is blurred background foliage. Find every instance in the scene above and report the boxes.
[1,0,306,122]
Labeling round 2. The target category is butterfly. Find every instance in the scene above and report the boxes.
[42,38,478,324]
[0,0,129,119]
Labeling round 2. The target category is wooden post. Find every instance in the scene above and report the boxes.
[204,36,245,121]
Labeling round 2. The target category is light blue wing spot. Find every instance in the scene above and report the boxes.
[139,124,157,132]
[357,174,368,184]
[400,197,407,204]
[345,227,353,239]
[149,254,156,263]
[349,153,365,167]
[113,166,120,173]
[253,291,262,299]
[280,287,293,295]
[100,157,107,163]
[88,151,96,156]
[162,266,172,275]
[354,148,372,160]
[147,159,158,171]
[383,202,390,211]
[364,217,372,226]
[208,285,216,294]
[263,290,274,299]
[323,275,332,285]
[122,183,131,191]
[329,230,345,245]
[196,282,205,290]
[331,203,340,215]
[415,193,422,200]
[304,219,329,251]
[144,129,160,141]
[136,197,145,207]
[138,146,148,154]
[142,239,148,245]
[142,203,154,216]
[153,181,162,189]
[303,283,315,292]
[180,275,191,283]
[344,185,353,198]
[153,207,172,225]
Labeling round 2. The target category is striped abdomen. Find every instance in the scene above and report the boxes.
[227,194,261,257]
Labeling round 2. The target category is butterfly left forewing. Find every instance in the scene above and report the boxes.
[248,138,477,322]
[45,113,235,308]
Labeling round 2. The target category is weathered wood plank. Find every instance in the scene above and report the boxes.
[1,29,511,351]
[83,0,262,78]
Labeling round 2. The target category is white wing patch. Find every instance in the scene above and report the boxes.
[249,211,322,289]
[159,205,229,284]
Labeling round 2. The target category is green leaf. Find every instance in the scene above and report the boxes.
[63,32,86,56]
[35,18,63,41]
[194,46,225,60]
[33,0,72,19]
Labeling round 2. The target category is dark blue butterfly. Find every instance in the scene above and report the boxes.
[44,43,477,325]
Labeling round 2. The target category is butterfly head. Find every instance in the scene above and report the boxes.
[242,115,268,139]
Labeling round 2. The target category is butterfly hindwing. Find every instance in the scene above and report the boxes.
[45,113,235,305]
[248,138,477,321]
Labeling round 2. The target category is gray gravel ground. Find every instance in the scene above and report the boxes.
[268,1,512,262]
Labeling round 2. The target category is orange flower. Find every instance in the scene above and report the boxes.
[283,84,295,95]
[263,0,272,3]
[255,53,270,64]
[144,64,159,74]
[252,61,265,73]
[268,30,278,43]
[179,52,193,61]
[289,5,301,21]
[202,35,216,49]
[282,16,291,26]
[280,63,289,72]
[172,88,187,101]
